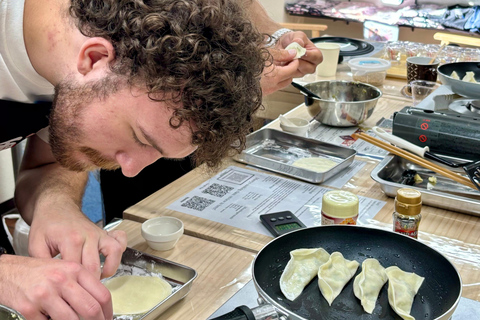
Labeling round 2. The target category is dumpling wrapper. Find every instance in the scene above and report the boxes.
[353,258,388,314]
[280,248,330,301]
[292,157,338,173]
[104,275,173,315]
[385,266,425,320]
[286,42,307,59]
[318,252,359,306]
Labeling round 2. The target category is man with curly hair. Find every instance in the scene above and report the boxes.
[0,0,321,318]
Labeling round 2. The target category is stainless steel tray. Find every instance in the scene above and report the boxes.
[104,247,197,320]
[371,155,480,217]
[234,128,356,183]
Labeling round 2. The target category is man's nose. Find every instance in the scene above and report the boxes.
[115,149,161,177]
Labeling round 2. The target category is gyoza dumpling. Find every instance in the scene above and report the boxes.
[450,71,460,80]
[462,71,478,83]
[385,266,425,320]
[285,42,307,59]
[353,258,388,314]
[280,248,330,301]
[317,252,359,306]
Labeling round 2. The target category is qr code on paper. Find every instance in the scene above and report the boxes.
[181,196,215,211]
[202,183,233,198]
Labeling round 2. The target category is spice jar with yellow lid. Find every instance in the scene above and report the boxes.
[321,190,359,225]
[393,188,422,239]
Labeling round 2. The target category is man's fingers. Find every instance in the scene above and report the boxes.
[270,48,297,63]
[62,273,111,320]
[40,296,79,320]
[28,236,56,259]
[99,230,127,279]
[82,239,102,279]
[108,230,127,249]
[58,234,84,265]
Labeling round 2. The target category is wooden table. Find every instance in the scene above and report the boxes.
[113,219,255,320]
[122,75,480,318]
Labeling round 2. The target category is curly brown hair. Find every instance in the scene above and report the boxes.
[69,0,270,168]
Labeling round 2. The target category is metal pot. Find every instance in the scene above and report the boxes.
[213,225,462,320]
[302,81,382,127]
[438,62,480,99]
[0,305,26,320]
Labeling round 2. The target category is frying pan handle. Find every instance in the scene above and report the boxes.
[372,126,429,157]
[210,305,256,320]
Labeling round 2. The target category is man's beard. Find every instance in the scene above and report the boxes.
[49,75,122,172]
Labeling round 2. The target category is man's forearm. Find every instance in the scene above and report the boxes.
[240,0,282,34]
[14,135,89,225]
[15,163,88,224]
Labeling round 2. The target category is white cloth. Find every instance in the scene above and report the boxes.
[0,0,53,143]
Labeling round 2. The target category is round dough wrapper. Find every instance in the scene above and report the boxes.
[292,157,337,173]
[104,275,172,315]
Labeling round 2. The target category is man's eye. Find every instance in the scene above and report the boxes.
[133,133,149,148]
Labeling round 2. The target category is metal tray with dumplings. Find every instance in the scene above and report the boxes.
[234,128,356,183]
[102,247,197,320]
[371,154,480,217]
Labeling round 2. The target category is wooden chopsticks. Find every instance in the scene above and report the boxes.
[353,132,477,190]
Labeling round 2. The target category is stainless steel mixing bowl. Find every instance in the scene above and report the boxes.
[301,80,382,127]
[0,305,26,320]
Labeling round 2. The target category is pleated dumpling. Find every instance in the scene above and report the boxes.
[353,258,388,313]
[280,248,330,301]
[285,42,307,59]
[317,252,359,306]
[385,266,425,320]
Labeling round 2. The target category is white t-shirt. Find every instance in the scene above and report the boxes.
[0,0,54,149]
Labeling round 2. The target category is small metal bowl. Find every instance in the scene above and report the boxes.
[302,80,382,127]
[0,305,26,320]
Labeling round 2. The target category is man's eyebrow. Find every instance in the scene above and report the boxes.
[140,126,164,155]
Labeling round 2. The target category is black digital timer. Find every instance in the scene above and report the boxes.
[260,211,307,237]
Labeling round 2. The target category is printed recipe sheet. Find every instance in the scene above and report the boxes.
[168,166,386,236]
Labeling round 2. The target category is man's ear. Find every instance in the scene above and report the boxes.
[77,37,115,76]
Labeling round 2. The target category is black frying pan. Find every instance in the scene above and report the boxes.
[214,225,462,320]
[438,62,480,99]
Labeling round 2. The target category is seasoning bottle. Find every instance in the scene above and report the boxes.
[321,190,359,225]
[393,188,422,239]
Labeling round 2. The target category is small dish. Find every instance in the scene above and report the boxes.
[141,216,184,251]
[279,117,310,136]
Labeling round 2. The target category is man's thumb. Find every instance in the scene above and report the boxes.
[272,48,297,63]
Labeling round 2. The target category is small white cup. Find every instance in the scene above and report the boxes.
[141,216,184,251]
[315,43,341,77]
[279,117,310,137]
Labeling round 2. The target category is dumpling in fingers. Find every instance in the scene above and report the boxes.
[317,252,359,306]
[353,258,388,313]
[280,248,330,301]
[386,266,425,320]
[285,42,307,59]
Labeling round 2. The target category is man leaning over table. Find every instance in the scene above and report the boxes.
[0,0,322,319]
[100,0,325,229]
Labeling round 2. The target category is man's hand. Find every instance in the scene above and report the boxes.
[15,135,127,279]
[0,254,113,320]
[28,201,127,279]
[278,31,323,76]
[262,31,323,95]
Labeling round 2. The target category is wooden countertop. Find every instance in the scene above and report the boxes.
[114,219,254,320]
[123,77,480,310]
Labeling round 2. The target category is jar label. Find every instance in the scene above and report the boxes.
[321,211,358,225]
[394,220,418,239]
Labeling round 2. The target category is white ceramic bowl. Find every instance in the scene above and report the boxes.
[279,117,310,136]
[141,216,184,251]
